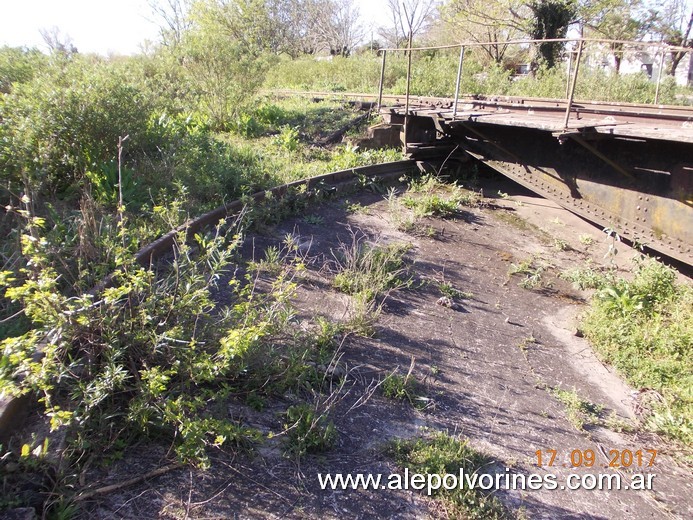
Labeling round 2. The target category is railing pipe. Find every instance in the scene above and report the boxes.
[381,37,692,54]
[404,30,413,150]
[453,46,466,118]
[565,48,574,98]
[563,39,584,130]
[377,50,387,110]
[654,46,665,105]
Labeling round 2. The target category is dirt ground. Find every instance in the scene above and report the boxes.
[80,173,692,519]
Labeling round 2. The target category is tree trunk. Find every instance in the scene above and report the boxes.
[670,10,693,76]
[669,50,684,76]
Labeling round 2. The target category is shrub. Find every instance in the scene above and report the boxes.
[0,58,156,197]
[282,403,337,456]
[147,112,257,207]
[0,46,45,94]
[0,218,296,468]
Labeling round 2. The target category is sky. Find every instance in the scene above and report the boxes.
[0,0,393,55]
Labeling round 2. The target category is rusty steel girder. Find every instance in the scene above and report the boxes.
[401,113,693,265]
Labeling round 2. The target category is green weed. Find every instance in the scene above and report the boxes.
[551,387,603,430]
[508,258,549,289]
[332,237,411,303]
[561,266,614,290]
[401,174,480,218]
[387,432,507,519]
[518,335,537,352]
[382,358,428,410]
[437,281,473,301]
[303,214,324,225]
[249,245,283,274]
[554,238,571,251]
[344,200,369,214]
[579,234,594,246]
[282,403,337,457]
[275,125,301,151]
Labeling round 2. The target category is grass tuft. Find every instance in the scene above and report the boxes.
[387,432,507,519]
[551,387,603,430]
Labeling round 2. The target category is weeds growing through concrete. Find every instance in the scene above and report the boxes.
[388,431,507,519]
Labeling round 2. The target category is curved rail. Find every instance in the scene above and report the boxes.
[0,160,419,441]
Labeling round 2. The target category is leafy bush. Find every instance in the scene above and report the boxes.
[0,58,156,197]
[147,112,258,207]
[85,161,140,209]
[0,218,297,468]
[0,46,45,94]
[275,125,301,151]
[254,102,291,126]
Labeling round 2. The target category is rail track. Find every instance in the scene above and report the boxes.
[0,159,420,441]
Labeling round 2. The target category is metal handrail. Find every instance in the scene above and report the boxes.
[380,37,691,54]
[375,37,692,131]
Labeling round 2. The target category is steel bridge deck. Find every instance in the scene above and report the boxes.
[385,95,693,143]
[381,96,693,265]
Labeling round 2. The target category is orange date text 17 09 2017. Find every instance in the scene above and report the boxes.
[535,449,657,468]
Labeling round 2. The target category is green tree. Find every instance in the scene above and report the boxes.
[0,46,45,94]
[528,0,577,68]
[581,0,652,73]
[651,0,693,76]
[441,0,527,63]
[178,0,269,128]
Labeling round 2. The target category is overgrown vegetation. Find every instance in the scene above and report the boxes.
[332,239,410,301]
[330,233,411,334]
[0,217,320,468]
[0,24,406,513]
[2,0,692,513]
[567,258,692,446]
[388,432,507,519]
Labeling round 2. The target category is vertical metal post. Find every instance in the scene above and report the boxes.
[565,48,573,99]
[377,50,387,110]
[563,39,584,130]
[453,46,465,118]
[404,30,414,151]
[654,46,665,105]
